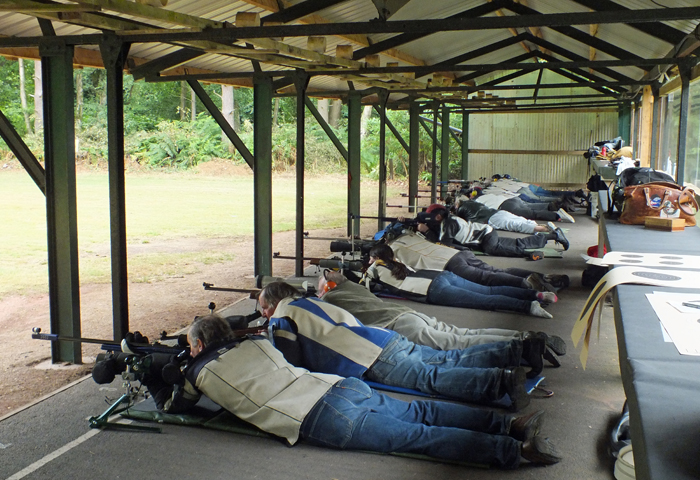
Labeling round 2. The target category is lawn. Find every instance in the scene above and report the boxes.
[0,169,399,298]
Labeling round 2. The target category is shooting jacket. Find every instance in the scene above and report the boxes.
[475,193,512,209]
[455,200,496,224]
[388,232,458,271]
[270,297,395,378]
[321,279,413,328]
[435,215,493,249]
[364,261,440,303]
[170,337,341,445]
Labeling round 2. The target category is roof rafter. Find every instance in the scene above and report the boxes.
[571,0,687,45]
[261,0,349,24]
[523,33,635,83]
[239,0,426,66]
[352,0,507,60]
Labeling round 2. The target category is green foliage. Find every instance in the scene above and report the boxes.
[0,57,35,136]
[0,57,454,181]
[130,114,232,168]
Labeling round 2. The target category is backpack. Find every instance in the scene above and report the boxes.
[586,174,608,192]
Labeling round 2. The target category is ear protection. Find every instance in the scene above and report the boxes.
[322,281,337,294]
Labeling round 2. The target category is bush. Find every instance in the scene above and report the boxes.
[129,115,232,168]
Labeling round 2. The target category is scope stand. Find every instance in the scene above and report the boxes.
[88,383,162,433]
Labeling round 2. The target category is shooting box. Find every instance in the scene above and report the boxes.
[644,216,686,232]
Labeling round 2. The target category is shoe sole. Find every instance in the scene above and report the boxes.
[509,367,531,412]
[545,335,567,356]
[543,346,561,367]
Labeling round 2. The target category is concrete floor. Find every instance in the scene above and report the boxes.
[0,213,626,480]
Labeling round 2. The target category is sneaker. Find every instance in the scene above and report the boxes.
[529,300,553,319]
[557,208,575,223]
[543,274,570,289]
[525,273,548,292]
[553,227,570,251]
[547,221,557,232]
[536,291,558,305]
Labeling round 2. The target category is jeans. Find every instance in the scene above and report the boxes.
[489,210,538,234]
[300,377,521,469]
[500,197,559,222]
[364,333,521,404]
[427,270,535,313]
[444,250,534,288]
[480,231,548,257]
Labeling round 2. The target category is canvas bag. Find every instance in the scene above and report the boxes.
[619,181,698,226]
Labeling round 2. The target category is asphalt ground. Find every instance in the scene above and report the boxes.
[0,212,625,480]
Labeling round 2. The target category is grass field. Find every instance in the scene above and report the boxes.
[0,169,399,298]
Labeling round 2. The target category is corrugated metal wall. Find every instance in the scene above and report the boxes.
[467,110,618,186]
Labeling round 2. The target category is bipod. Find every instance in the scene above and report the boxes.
[89,385,161,433]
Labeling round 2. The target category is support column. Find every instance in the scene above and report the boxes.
[253,76,273,277]
[618,103,631,145]
[294,74,309,277]
[639,86,654,168]
[650,87,661,170]
[676,62,691,185]
[347,93,362,236]
[101,35,131,341]
[377,90,388,232]
[408,101,420,213]
[461,110,469,181]
[440,104,450,197]
[431,102,439,204]
[41,40,81,363]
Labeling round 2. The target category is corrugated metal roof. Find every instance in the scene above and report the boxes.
[0,0,697,108]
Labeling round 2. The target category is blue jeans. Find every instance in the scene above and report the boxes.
[300,377,521,469]
[364,333,520,404]
[427,270,535,313]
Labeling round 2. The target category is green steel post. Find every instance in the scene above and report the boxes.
[618,103,631,145]
[101,36,131,341]
[440,104,450,197]
[347,93,361,236]
[431,102,438,204]
[294,74,309,277]
[378,90,388,232]
[408,102,420,213]
[254,76,273,277]
[461,110,469,181]
[41,41,81,364]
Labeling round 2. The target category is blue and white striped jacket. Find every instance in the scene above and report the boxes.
[270,296,396,378]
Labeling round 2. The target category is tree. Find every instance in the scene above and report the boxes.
[75,68,83,129]
[18,59,32,134]
[221,84,235,153]
[329,98,342,128]
[317,98,329,123]
[34,60,42,133]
